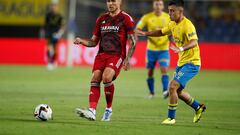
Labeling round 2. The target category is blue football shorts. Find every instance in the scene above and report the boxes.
[173,63,200,90]
[146,50,170,69]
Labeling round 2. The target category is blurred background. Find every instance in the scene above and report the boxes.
[0,0,240,70]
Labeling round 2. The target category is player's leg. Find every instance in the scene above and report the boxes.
[76,70,102,121]
[102,67,115,109]
[146,50,157,98]
[51,41,58,64]
[101,67,115,121]
[160,67,169,99]
[158,50,170,99]
[171,63,205,123]
[76,55,105,121]
[46,38,58,70]
[46,42,52,63]
[176,64,205,123]
[45,32,52,65]
[147,68,155,98]
[89,70,103,112]
[178,91,201,111]
[101,55,123,121]
[162,65,183,124]
[178,91,206,123]
[46,41,54,70]
[162,79,179,124]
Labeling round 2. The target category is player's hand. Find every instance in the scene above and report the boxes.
[74,37,82,45]
[135,30,146,36]
[122,58,130,71]
[170,45,180,53]
[134,33,139,41]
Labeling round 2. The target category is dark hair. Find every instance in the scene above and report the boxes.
[168,0,184,7]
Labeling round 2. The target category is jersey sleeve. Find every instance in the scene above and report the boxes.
[124,15,135,34]
[185,22,198,40]
[136,15,147,30]
[161,22,172,36]
[93,16,102,37]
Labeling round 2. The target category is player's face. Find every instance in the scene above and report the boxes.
[51,4,59,14]
[153,0,164,13]
[168,5,182,22]
[107,0,121,13]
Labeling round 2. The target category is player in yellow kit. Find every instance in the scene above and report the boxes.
[136,0,206,124]
[135,0,170,99]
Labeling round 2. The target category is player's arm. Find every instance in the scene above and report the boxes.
[170,39,198,53]
[137,21,171,37]
[123,34,136,71]
[136,29,167,37]
[135,22,144,33]
[74,35,99,47]
[134,28,143,40]
[53,16,65,39]
[135,15,146,38]
[75,15,101,47]
[171,23,198,53]
[126,34,137,59]
[146,29,166,37]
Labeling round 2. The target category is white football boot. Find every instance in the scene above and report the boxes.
[76,108,96,121]
[162,90,169,99]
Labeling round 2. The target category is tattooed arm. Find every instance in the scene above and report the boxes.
[74,35,99,47]
[123,34,137,71]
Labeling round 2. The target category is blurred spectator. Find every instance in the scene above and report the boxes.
[209,2,222,20]
[44,3,64,70]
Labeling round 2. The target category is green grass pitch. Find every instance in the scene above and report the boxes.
[0,66,240,135]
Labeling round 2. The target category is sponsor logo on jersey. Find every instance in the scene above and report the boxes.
[101,26,120,32]
[188,32,196,37]
[109,63,114,66]
[174,37,184,45]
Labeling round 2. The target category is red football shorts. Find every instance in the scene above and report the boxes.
[92,53,124,79]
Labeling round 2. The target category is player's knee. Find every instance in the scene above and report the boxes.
[160,67,168,75]
[91,71,102,82]
[169,81,180,94]
[102,68,115,83]
[102,74,113,83]
[148,69,154,77]
[102,75,113,83]
[91,78,101,83]
[177,90,182,96]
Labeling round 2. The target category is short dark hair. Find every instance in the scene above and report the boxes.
[168,0,184,7]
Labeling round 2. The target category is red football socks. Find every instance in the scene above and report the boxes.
[89,82,100,109]
[104,82,114,108]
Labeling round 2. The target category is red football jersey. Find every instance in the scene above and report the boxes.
[93,11,135,58]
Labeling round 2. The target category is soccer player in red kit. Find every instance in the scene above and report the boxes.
[74,0,136,121]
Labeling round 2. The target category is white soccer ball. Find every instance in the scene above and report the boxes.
[34,104,53,121]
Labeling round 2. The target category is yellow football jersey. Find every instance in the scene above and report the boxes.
[137,12,170,51]
[162,17,201,66]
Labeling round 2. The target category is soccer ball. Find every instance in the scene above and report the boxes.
[34,104,53,121]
